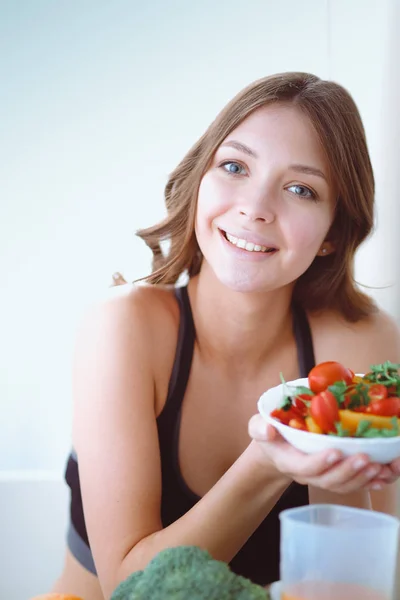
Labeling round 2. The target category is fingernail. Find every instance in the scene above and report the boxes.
[371,483,383,491]
[353,458,368,470]
[326,451,342,465]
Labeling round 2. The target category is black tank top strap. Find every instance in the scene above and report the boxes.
[292,302,316,376]
[157,285,196,428]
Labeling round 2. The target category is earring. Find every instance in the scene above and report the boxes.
[322,248,327,254]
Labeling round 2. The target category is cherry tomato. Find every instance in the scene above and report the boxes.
[271,407,302,425]
[366,397,400,417]
[308,361,353,394]
[288,418,307,431]
[367,384,388,403]
[310,390,340,433]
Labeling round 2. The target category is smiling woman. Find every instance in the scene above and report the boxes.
[195,103,336,295]
[137,72,374,321]
[52,72,400,600]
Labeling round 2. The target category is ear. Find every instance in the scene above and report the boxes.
[317,241,335,257]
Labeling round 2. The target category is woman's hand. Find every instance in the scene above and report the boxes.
[248,414,400,495]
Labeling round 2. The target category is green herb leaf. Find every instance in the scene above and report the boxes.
[355,420,371,437]
[355,416,399,438]
[280,396,292,411]
[279,372,314,408]
[328,422,350,437]
[364,361,400,386]
[362,427,399,438]
[346,383,370,410]
[328,381,348,406]
[292,386,314,396]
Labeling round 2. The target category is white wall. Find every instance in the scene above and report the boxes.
[0,475,69,600]
[1,1,399,598]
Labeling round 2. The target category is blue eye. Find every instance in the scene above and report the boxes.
[220,161,247,176]
[287,184,317,200]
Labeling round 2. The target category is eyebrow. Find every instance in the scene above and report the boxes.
[220,140,258,158]
[220,140,328,182]
[289,164,328,182]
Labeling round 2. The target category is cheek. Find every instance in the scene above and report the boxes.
[284,209,332,252]
[195,178,213,243]
[196,173,231,222]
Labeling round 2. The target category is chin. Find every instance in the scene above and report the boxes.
[213,268,275,294]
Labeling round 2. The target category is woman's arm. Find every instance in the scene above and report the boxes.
[73,287,292,599]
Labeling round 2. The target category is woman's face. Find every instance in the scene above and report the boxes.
[195,104,336,293]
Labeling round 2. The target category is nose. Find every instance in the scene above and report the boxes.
[237,183,277,224]
[238,204,275,224]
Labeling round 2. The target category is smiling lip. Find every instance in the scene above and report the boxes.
[219,228,279,252]
[218,228,279,259]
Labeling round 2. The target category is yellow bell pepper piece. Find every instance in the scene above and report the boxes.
[338,410,400,436]
[305,416,323,434]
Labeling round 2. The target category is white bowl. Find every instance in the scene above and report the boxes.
[257,377,400,464]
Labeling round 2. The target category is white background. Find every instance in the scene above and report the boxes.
[1,1,400,598]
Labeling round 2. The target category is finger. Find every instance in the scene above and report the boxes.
[264,443,343,482]
[376,475,398,486]
[330,464,384,495]
[374,465,395,483]
[288,447,346,481]
[369,466,398,487]
[312,455,380,493]
[389,458,400,476]
[248,414,278,442]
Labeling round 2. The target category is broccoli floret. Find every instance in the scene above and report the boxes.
[111,546,270,600]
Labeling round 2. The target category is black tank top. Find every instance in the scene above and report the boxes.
[65,285,315,586]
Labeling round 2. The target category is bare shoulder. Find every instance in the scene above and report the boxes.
[309,306,400,372]
[74,282,181,416]
[83,281,179,322]
[77,282,180,346]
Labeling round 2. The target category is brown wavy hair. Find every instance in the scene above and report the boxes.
[136,72,376,322]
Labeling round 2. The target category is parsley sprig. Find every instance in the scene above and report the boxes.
[354,417,399,438]
[279,373,314,410]
[364,361,400,392]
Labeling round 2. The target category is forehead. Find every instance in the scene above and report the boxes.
[222,104,329,172]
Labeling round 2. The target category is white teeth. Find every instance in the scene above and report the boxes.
[225,232,274,253]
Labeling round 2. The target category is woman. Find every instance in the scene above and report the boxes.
[53,72,400,600]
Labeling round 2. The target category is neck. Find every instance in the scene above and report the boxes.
[188,265,294,372]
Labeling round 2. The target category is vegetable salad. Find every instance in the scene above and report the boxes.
[271,361,400,438]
